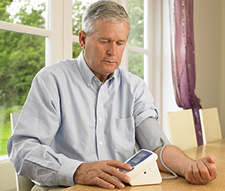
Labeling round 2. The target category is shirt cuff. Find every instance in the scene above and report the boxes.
[58,157,83,186]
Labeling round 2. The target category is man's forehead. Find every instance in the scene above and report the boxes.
[93,18,129,31]
[92,19,129,39]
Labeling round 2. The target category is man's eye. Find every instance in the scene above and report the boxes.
[100,40,109,43]
[117,41,125,46]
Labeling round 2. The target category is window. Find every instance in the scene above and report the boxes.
[0,32,45,156]
[6,0,46,27]
[73,42,83,59]
[128,0,144,48]
[127,0,144,79]
[120,0,150,86]
[0,0,47,157]
[128,52,144,78]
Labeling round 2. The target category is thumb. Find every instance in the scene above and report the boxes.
[205,155,216,164]
[197,155,216,164]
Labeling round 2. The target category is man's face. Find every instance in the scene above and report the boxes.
[79,19,129,82]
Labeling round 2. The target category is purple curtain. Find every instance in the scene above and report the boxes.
[169,0,203,146]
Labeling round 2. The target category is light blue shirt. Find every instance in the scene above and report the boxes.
[7,51,169,187]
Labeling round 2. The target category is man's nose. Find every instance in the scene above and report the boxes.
[107,43,116,56]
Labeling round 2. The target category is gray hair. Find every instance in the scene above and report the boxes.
[82,0,130,36]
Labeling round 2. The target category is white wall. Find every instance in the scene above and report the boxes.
[194,0,225,138]
[220,0,225,138]
[222,0,225,138]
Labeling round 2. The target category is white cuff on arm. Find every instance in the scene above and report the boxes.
[135,117,170,152]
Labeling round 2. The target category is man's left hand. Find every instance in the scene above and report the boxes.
[184,155,217,184]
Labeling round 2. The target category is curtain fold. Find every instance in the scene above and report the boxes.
[169,0,203,146]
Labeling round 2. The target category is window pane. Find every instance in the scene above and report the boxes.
[0,31,45,156]
[128,52,144,79]
[3,0,46,28]
[72,0,97,36]
[73,42,83,59]
[128,0,144,47]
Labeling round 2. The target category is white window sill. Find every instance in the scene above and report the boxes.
[0,155,9,162]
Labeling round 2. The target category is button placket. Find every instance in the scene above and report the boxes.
[96,86,106,160]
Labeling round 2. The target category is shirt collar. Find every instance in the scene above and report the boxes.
[77,50,118,87]
[77,51,95,88]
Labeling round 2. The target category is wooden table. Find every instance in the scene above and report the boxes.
[62,139,225,191]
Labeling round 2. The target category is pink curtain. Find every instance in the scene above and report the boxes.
[169,0,203,146]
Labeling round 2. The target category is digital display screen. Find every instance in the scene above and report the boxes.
[131,153,147,164]
[119,150,152,172]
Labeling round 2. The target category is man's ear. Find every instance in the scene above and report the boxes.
[79,31,87,49]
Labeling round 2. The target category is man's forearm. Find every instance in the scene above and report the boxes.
[154,145,194,177]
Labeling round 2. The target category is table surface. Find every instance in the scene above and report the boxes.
[61,139,225,191]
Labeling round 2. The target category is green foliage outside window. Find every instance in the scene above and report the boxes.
[0,0,46,155]
[128,0,144,79]
[72,0,86,58]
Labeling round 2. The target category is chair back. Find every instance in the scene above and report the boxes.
[10,113,35,191]
[199,108,222,144]
[10,113,20,132]
[167,109,198,151]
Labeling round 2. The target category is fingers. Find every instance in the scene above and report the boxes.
[185,156,217,185]
[196,160,211,184]
[106,160,133,171]
[103,161,131,183]
[74,160,132,189]
[90,174,124,189]
[202,156,218,179]
[192,162,203,184]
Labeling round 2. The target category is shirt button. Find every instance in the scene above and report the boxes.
[99,141,103,145]
[99,117,102,121]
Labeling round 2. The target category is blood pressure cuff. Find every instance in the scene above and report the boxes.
[135,117,171,152]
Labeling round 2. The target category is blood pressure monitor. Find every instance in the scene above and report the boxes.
[121,149,162,186]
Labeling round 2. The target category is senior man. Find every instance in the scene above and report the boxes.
[7,1,217,190]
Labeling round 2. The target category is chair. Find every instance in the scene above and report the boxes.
[0,160,17,191]
[167,109,198,151]
[10,113,35,191]
[199,107,222,144]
